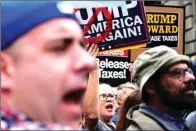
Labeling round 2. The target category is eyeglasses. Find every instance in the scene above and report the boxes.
[99,93,117,101]
[163,68,193,79]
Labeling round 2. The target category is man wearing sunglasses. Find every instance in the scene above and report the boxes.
[126,45,196,131]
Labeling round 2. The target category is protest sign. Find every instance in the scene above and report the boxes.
[147,12,178,47]
[67,1,150,51]
[130,6,185,62]
[96,50,130,87]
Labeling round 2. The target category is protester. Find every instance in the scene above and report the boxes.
[97,84,117,130]
[126,45,196,130]
[80,43,116,130]
[116,89,141,131]
[112,82,137,124]
[1,1,96,130]
[82,83,117,130]
[79,43,99,131]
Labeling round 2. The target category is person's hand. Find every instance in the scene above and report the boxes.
[86,44,99,58]
[86,44,99,72]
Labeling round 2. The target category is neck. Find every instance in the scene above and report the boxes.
[148,96,183,120]
[100,116,111,124]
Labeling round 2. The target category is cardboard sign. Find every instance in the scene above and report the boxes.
[96,50,130,87]
[69,1,150,51]
[130,6,185,62]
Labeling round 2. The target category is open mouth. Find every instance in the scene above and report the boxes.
[60,88,86,123]
[182,86,195,97]
[184,90,194,96]
[62,88,85,103]
[105,103,113,111]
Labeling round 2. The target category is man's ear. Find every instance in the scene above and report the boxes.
[144,81,156,95]
[1,52,14,91]
[117,97,122,105]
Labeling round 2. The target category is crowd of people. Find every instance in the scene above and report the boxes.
[1,1,196,131]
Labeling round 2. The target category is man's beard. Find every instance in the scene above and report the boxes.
[155,82,196,111]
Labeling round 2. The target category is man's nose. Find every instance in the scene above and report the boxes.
[74,46,96,73]
[106,98,112,102]
[184,71,195,83]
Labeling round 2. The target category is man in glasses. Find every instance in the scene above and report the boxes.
[126,45,196,130]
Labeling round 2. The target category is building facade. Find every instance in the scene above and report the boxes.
[162,1,196,56]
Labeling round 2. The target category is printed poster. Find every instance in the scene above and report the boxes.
[96,50,130,87]
[67,1,150,51]
[130,6,185,62]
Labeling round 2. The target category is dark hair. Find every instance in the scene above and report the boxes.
[142,70,163,103]
[116,89,141,131]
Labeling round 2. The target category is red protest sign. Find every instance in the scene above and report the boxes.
[75,7,112,44]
